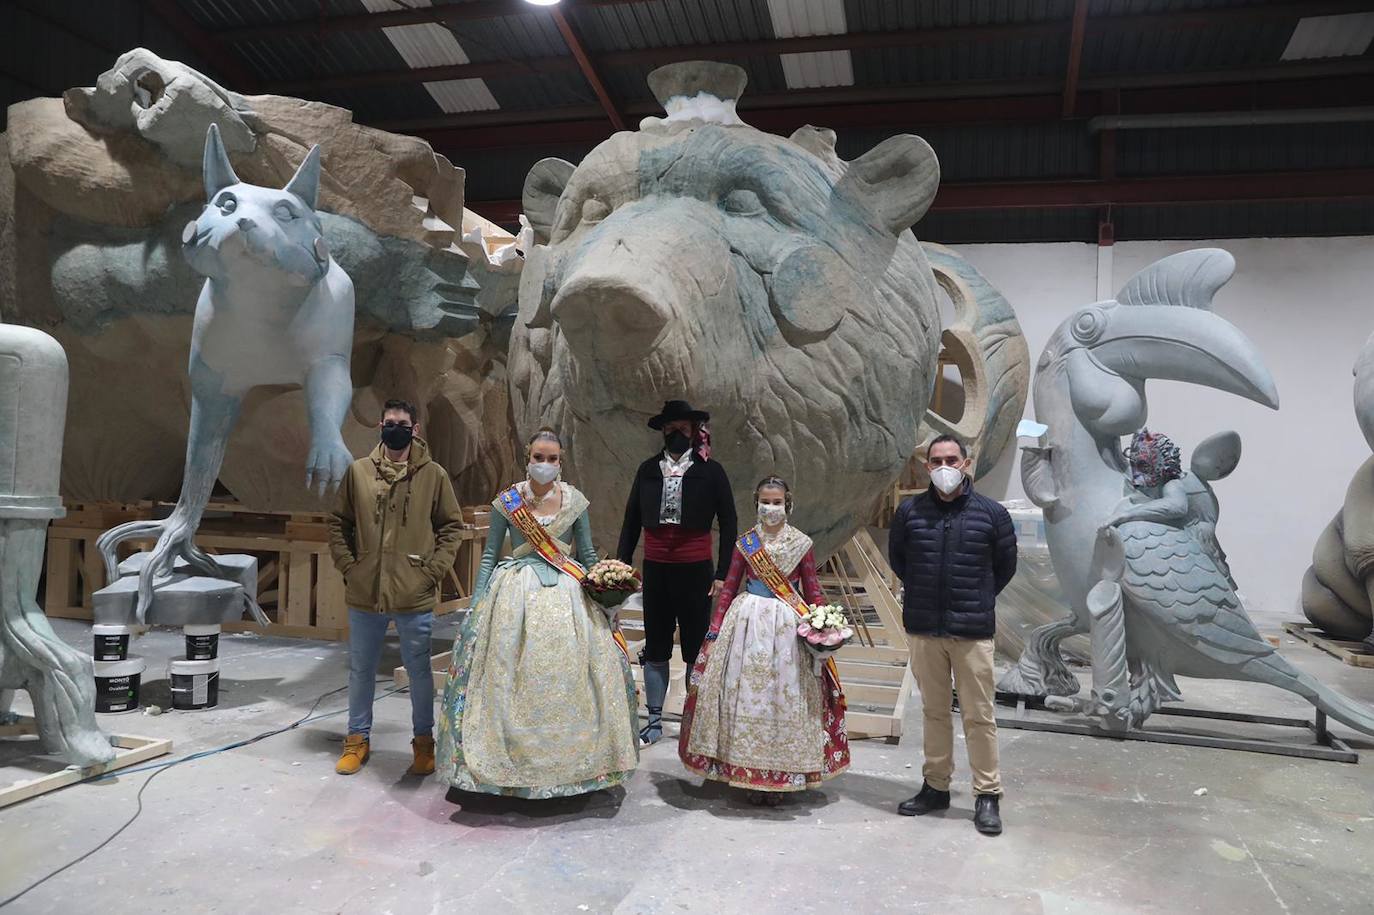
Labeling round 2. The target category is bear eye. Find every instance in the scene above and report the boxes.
[274,202,297,221]
[722,189,764,216]
[216,193,237,215]
[581,198,610,223]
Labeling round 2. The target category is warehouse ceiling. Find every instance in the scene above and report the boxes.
[4,0,1374,242]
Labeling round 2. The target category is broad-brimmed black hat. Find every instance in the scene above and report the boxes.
[648,400,710,430]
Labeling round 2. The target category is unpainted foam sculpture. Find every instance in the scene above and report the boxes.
[0,323,113,765]
[909,242,1030,485]
[513,60,960,559]
[0,49,520,511]
[96,125,351,621]
[1004,249,1374,736]
[1301,330,1374,644]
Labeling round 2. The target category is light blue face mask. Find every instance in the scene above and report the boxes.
[528,461,559,485]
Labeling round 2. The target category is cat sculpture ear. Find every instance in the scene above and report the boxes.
[203,122,240,199]
[284,145,323,210]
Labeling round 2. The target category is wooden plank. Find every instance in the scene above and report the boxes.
[846,709,901,740]
[283,551,313,627]
[394,650,453,691]
[0,720,173,809]
[43,536,78,618]
[314,557,349,630]
[1282,621,1374,669]
[79,540,106,609]
[222,621,347,641]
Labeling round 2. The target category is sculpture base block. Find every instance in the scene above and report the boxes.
[93,574,248,627]
[116,552,258,601]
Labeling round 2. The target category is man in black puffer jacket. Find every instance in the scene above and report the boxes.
[888,433,1016,836]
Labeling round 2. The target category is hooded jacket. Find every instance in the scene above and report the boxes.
[327,437,464,614]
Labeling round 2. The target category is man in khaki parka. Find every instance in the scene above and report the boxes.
[327,399,464,776]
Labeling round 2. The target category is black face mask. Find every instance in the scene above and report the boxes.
[381,423,414,451]
[664,430,690,456]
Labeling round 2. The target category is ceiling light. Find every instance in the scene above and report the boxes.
[522,0,562,6]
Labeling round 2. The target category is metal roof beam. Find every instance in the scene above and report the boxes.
[1062,0,1090,118]
[550,8,625,131]
[465,169,1374,223]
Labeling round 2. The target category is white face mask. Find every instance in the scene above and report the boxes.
[757,504,787,526]
[930,465,965,495]
[527,462,559,485]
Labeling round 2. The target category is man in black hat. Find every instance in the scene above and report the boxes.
[618,400,737,745]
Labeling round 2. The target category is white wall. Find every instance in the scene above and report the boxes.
[948,235,1374,621]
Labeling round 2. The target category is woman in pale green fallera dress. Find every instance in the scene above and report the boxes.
[436,429,639,798]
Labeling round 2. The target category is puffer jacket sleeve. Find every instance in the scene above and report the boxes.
[991,501,1018,595]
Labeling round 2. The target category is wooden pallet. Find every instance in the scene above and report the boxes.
[44,499,488,641]
[397,528,915,742]
[0,718,173,809]
[1282,621,1374,669]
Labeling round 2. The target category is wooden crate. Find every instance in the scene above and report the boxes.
[43,500,488,641]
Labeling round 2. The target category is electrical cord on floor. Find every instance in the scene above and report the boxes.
[0,678,406,910]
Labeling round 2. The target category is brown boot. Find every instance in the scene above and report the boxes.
[336,733,369,775]
[409,735,435,776]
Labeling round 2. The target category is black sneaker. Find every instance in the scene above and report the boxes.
[974,794,1003,835]
[897,781,951,816]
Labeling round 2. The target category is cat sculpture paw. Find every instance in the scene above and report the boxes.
[306,437,353,498]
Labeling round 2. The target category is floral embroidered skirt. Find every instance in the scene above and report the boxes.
[437,563,639,798]
[679,593,849,791]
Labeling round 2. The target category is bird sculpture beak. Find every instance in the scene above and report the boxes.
[1090,304,1280,410]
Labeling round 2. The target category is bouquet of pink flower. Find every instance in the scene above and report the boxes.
[796,603,854,654]
[583,559,641,610]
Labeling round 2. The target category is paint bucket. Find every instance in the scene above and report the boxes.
[168,657,220,711]
[94,657,145,713]
[92,624,132,662]
[184,624,221,661]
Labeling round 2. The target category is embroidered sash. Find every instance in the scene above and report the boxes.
[496,485,630,661]
[737,528,843,696]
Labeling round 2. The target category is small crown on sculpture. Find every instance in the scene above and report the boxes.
[647,61,748,109]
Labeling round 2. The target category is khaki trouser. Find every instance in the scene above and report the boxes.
[907,634,1001,796]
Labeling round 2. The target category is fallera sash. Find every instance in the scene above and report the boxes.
[737,528,844,698]
[497,485,630,661]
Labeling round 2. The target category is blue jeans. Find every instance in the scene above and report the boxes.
[347,608,434,739]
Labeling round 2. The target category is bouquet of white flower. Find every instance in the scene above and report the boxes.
[796,604,854,651]
[583,559,642,610]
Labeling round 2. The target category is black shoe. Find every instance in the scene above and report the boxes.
[974,794,1003,835]
[897,782,951,816]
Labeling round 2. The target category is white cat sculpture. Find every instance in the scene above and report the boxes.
[97,124,355,621]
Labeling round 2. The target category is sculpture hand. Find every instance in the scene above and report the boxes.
[306,437,353,499]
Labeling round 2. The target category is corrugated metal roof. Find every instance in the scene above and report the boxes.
[838,122,1095,182]
[1117,122,1374,176]
[920,207,1100,244]
[571,0,777,54]
[1116,200,1374,239]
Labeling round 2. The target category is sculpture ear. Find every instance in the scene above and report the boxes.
[203,123,239,199]
[847,135,940,234]
[284,144,322,209]
[522,158,576,245]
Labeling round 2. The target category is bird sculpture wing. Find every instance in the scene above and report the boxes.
[1116,520,1274,669]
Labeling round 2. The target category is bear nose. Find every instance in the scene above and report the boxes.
[551,276,670,361]
[237,217,256,231]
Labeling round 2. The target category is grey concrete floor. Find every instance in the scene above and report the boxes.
[2,618,1373,914]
